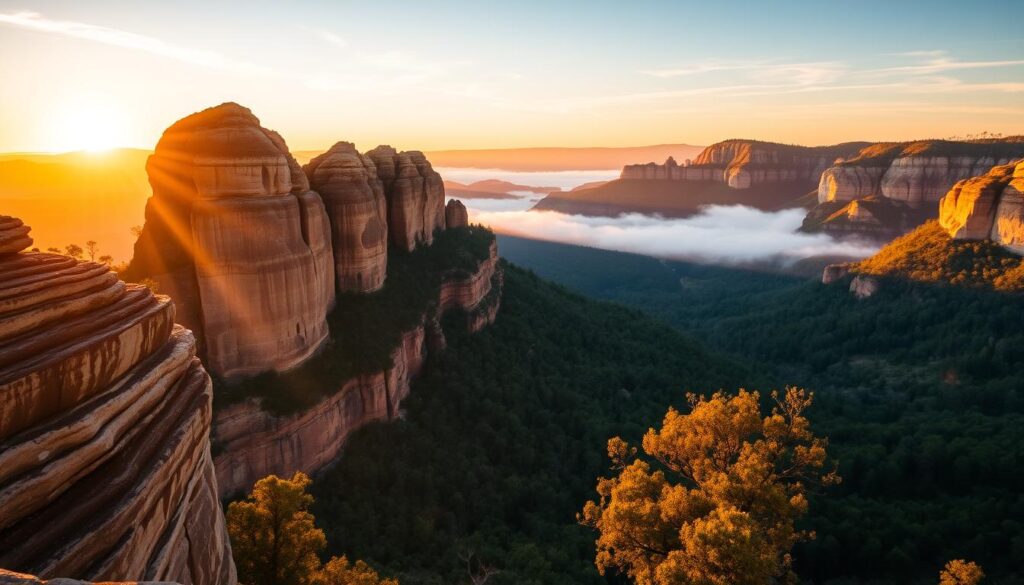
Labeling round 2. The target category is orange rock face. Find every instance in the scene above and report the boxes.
[939,159,1024,253]
[304,142,389,292]
[367,146,446,252]
[128,103,335,378]
[0,221,235,585]
[213,240,502,496]
[445,199,469,228]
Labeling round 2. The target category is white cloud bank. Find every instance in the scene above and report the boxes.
[472,205,879,265]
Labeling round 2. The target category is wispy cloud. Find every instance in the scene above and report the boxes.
[0,11,271,75]
[319,31,349,49]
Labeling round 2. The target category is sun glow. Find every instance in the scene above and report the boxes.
[45,94,131,153]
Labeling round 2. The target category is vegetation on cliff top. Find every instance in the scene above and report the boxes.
[853,221,1024,291]
[213,226,495,415]
[837,137,1024,167]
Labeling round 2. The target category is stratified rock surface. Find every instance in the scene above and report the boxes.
[213,241,502,496]
[817,139,1024,204]
[0,568,178,584]
[127,103,335,378]
[621,140,867,189]
[0,217,32,255]
[366,146,446,252]
[445,199,469,228]
[939,159,1024,253]
[0,221,235,585]
[304,142,388,292]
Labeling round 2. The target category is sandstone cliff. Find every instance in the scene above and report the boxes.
[0,219,235,585]
[304,142,389,293]
[213,240,502,496]
[366,146,446,252]
[127,103,335,379]
[0,568,177,585]
[445,199,469,229]
[817,139,1024,204]
[939,159,1024,254]
[621,140,867,189]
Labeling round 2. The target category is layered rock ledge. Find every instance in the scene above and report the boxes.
[939,159,1024,254]
[0,220,235,585]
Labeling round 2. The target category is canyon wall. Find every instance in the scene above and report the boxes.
[817,139,1024,205]
[0,218,235,585]
[939,159,1024,254]
[213,241,502,496]
[621,140,867,189]
[127,103,336,379]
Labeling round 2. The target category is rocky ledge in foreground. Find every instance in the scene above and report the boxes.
[0,218,235,584]
[212,230,503,497]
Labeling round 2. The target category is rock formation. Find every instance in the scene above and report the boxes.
[0,220,235,585]
[817,139,1024,205]
[304,142,389,292]
[213,240,502,496]
[126,103,335,378]
[0,217,32,255]
[621,140,867,189]
[939,159,1024,254]
[0,568,178,585]
[366,146,446,252]
[445,199,469,228]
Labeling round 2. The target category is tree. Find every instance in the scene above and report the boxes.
[940,560,984,585]
[227,473,326,585]
[46,247,60,254]
[98,255,114,265]
[580,388,838,585]
[228,472,398,585]
[85,240,99,261]
[64,244,83,259]
[315,556,398,585]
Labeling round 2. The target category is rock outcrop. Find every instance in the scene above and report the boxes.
[304,142,389,293]
[366,146,446,252]
[126,103,335,379]
[621,140,867,189]
[0,568,177,585]
[817,139,1024,205]
[445,199,469,228]
[939,159,1024,254]
[0,220,235,585]
[0,217,32,255]
[213,241,502,496]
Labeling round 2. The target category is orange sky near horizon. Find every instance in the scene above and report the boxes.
[0,2,1022,154]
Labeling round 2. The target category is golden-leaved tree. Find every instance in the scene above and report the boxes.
[580,388,838,585]
[227,472,397,585]
[939,560,984,585]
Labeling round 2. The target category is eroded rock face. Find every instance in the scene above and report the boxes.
[367,146,446,252]
[0,221,235,585]
[622,140,866,190]
[817,140,1024,204]
[213,241,502,496]
[445,199,469,228]
[127,103,335,378]
[304,142,389,292]
[939,159,1024,253]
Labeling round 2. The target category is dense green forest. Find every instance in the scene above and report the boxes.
[497,235,1024,584]
[310,263,756,584]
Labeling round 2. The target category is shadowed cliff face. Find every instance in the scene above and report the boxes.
[127,102,336,379]
[0,217,235,585]
[366,145,447,252]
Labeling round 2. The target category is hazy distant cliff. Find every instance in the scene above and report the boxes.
[535,139,865,217]
[0,217,235,584]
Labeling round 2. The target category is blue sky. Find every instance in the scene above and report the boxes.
[1,0,1022,151]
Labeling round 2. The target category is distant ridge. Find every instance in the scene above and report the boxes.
[421,144,705,171]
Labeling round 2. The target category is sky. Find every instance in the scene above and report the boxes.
[1,0,1023,153]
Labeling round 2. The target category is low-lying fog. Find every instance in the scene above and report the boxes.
[442,170,879,266]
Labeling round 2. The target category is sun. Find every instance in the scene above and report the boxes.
[47,94,131,153]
